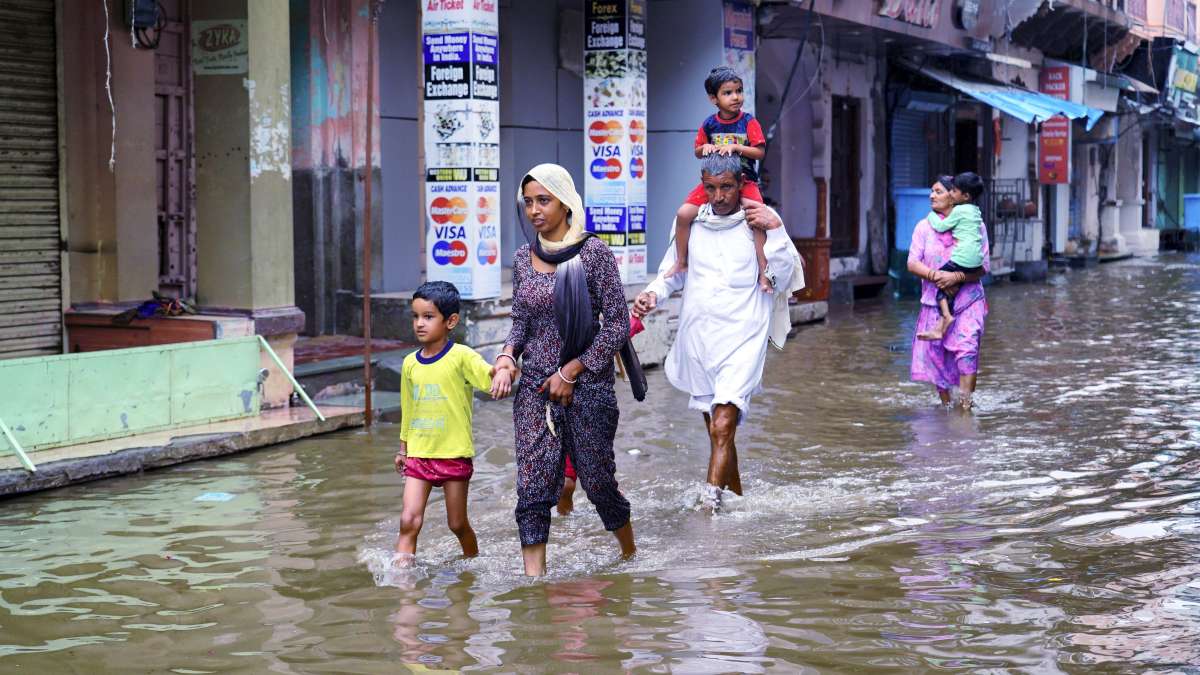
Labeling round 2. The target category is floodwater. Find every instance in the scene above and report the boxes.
[2,255,1199,672]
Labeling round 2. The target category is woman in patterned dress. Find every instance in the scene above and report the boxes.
[493,164,635,576]
[907,176,991,409]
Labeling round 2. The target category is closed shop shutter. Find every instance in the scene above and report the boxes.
[0,0,62,360]
[890,108,931,192]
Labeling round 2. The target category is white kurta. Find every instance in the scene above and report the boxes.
[644,214,798,419]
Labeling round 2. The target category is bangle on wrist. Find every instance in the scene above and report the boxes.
[496,353,517,367]
[557,367,577,385]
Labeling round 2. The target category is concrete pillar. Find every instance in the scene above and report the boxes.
[192,0,303,406]
[194,0,294,311]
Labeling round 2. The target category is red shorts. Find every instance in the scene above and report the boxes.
[564,455,577,480]
[404,457,473,487]
[685,179,762,206]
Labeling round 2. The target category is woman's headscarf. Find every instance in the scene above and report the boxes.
[518,163,596,370]
[518,163,587,255]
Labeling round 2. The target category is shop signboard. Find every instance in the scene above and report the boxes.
[584,0,647,283]
[1167,43,1199,124]
[878,0,940,29]
[422,1,500,299]
[723,1,755,116]
[1038,65,1071,184]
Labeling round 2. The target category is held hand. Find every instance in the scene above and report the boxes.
[538,372,575,407]
[632,291,657,319]
[490,366,514,399]
[932,270,960,290]
[743,201,782,231]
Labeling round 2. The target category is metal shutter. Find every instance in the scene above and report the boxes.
[890,108,930,192]
[0,0,62,360]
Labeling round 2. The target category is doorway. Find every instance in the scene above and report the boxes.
[829,96,860,257]
[155,0,197,299]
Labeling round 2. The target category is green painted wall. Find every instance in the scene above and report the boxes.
[0,337,261,452]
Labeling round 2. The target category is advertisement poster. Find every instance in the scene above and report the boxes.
[422,1,500,299]
[584,0,647,283]
[722,1,755,116]
[191,20,248,75]
[1038,66,1070,184]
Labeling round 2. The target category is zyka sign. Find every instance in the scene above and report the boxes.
[1038,66,1070,184]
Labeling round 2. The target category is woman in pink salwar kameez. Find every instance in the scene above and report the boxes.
[907,176,990,409]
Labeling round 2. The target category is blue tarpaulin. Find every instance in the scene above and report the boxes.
[904,63,1106,131]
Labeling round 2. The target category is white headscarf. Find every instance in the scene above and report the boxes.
[518,163,587,254]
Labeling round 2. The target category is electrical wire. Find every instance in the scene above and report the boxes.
[764,0,817,144]
[102,0,116,171]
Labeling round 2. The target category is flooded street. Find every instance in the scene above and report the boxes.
[3,255,1199,672]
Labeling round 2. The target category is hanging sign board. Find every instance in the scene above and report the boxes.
[1038,66,1071,184]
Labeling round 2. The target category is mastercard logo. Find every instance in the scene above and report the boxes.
[429,196,469,225]
[589,157,622,180]
[588,119,623,145]
[476,196,495,223]
[630,157,645,179]
[628,119,645,143]
[477,239,498,265]
[432,240,469,266]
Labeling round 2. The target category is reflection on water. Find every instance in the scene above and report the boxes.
[2,255,1200,671]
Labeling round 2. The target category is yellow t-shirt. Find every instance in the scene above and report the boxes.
[399,342,494,459]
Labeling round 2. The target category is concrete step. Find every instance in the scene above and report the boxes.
[830,275,890,304]
[294,348,414,400]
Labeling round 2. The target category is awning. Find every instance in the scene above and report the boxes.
[900,61,1106,131]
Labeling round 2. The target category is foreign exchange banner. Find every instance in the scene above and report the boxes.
[584,0,647,283]
[422,0,501,299]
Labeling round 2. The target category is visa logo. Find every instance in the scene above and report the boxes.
[435,225,467,239]
[591,145,622,158]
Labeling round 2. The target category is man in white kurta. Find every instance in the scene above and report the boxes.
[634,153,802,506]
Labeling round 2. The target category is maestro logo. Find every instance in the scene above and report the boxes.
[628,118,645,143]
[589,157,623,180]
[588,119,623,144]
[476,196,495,223]
[429,196,469,225]
[630,157,645,179]
[432,240,469,266]
[476,239,498,265]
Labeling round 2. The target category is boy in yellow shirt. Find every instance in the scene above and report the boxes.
[393,281,513,564]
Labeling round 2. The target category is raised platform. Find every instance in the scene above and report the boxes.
[0,404,362,498]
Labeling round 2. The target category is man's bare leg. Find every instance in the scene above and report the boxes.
[705,404,743,495]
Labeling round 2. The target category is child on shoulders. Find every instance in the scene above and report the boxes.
[670,66,771,292]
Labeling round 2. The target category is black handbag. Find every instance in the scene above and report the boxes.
[617,338,648,402]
